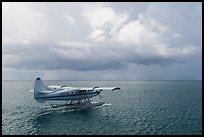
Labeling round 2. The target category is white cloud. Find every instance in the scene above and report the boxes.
[21,40,31,44]
[84,8,198,58]
[65,14,74,24]
[157,44,199,57]
[83,5,129,41]
[90,29,106,42]
[83,6,127,29]
[172,33,183,38]
[84,7,114,28]
[83,5,168,46]
[2,2,47,43]
[116,14,166,45]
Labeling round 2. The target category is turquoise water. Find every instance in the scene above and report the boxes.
[2,81,202,135]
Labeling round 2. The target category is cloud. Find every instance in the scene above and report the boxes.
[90,29,106,42]
[116,14,168,45]
[3,40,127,71]
[2,2,47,43]
[65,14,75,24]
[83,4,129,41]
[2,2,202,80]
[172,33,183,38]
[84,6,199,61]
[83,5,128,29]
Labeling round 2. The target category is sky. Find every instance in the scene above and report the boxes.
[2,2,202,80]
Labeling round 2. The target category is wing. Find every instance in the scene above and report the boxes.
[48,85,62,90]
[94,87,120,91]
[28,89,54,93]
[48,85,76,90]
[38,90,54,94]
[78,87,94,91]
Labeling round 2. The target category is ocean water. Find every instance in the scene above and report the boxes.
[2,80,202,135]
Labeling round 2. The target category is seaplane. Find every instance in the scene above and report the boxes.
[30,77,120,110]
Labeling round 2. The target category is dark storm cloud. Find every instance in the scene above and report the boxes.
[3,41,196,72]
[3,42,128,71]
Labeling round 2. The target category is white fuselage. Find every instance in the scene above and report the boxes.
[35,87,100,101]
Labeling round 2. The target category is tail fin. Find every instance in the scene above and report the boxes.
[34,77,50,103]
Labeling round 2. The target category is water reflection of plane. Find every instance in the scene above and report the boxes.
[30,77,120,109]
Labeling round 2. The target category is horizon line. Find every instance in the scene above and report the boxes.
[2,79,202,81]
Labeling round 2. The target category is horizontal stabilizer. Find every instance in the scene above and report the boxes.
[38,90,54,94]
[48,85,62,90]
